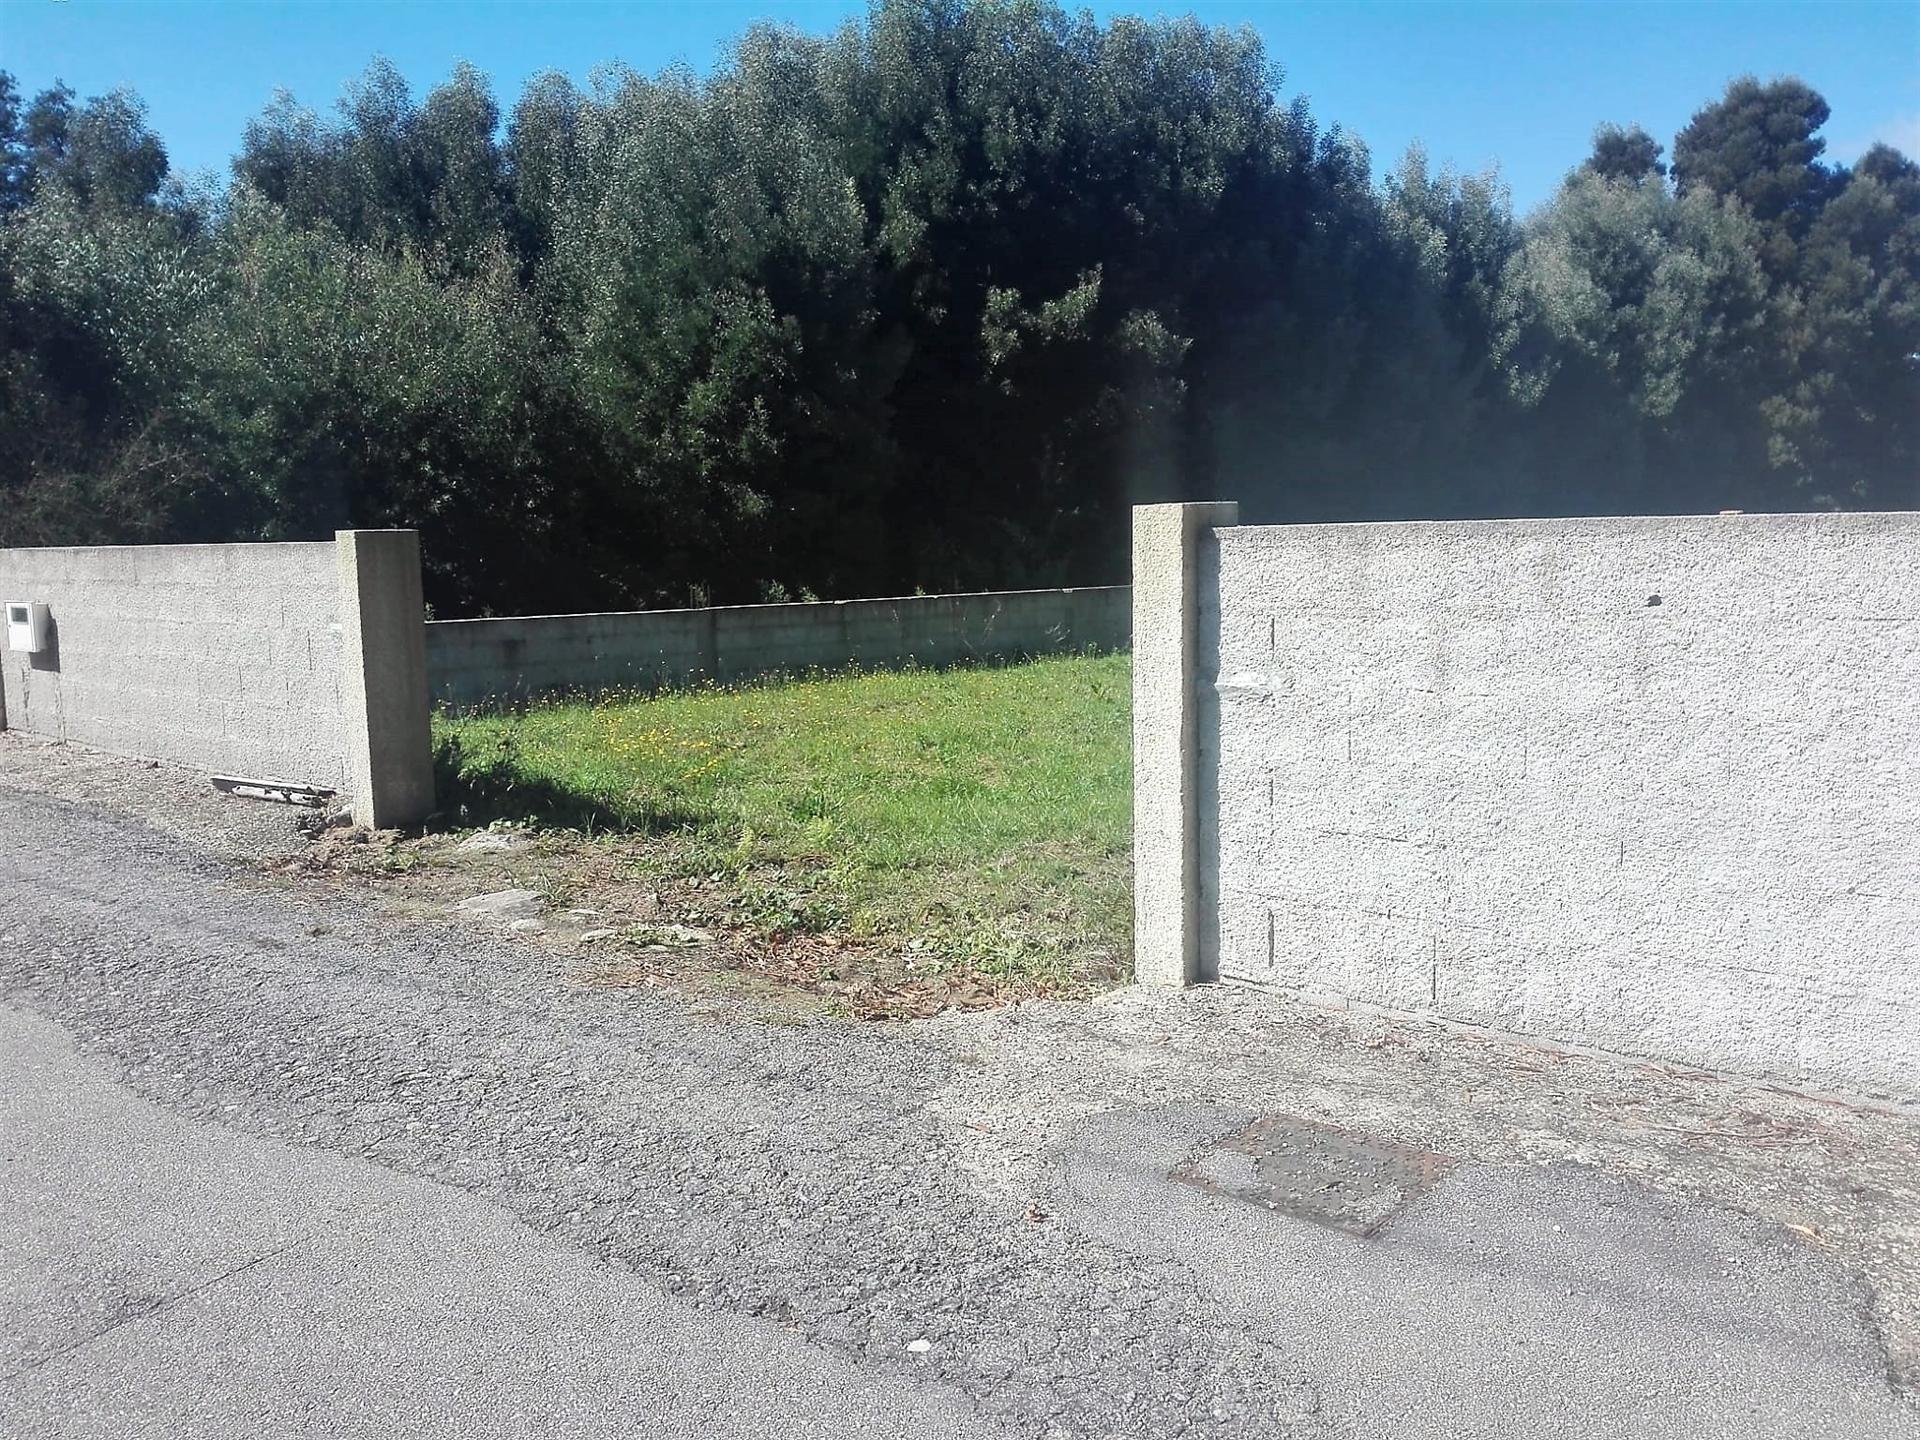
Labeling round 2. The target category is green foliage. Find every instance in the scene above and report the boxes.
[1771,144,1920,502]
[235,59,508,271]
[1583,124,1666,184]
[1673,77,1835,278]
[1,78,169,211]
[1506,78,1918,511]
[1,9,1915,608]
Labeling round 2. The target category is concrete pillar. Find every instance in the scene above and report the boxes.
[1132,501,1238,986]
[336,530,434,828]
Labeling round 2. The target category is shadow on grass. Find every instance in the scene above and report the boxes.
[432,733,708,837]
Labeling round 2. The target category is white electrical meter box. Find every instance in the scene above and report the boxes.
[5,602,50,654]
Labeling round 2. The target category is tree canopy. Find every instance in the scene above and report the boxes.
[2,2,1913,615]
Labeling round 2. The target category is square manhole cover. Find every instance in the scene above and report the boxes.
[1172,1114,1453,1237]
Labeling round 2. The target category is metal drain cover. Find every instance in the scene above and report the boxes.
[1172,1114,1452,1237]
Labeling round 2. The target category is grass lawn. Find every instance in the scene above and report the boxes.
[434,653,1133,984]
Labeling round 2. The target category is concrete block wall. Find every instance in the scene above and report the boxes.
[425,586,1131,710]
[0,541,348,790]
[0,533,434,827]
[1136,507,1920,1100]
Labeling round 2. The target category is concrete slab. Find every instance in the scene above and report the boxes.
[1174,1113,1452,1236]
[1064,1105,1920,1440]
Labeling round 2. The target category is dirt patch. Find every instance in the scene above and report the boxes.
[0,734,1085,1019]
[257,814,1092,1020]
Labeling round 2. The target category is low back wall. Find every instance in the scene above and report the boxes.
[425,586,1131,710]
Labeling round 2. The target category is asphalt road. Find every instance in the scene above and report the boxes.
[2,783,1917,1438]
[0,1004,1000,1440]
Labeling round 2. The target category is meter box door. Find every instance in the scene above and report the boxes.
[5,602,50,654]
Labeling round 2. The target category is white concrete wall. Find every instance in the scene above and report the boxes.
[426,586,1131,710]
[1133,503,1238,986]
[0,542,348,790]
[0,535,434,825]
[1195,512,1919,1099]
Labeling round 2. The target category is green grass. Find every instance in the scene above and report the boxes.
[434,653,1133,980]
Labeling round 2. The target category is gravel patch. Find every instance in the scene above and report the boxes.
[0,734,314,863]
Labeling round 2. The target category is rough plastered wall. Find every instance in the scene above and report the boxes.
[426,586,1132,710]
[0,542,348,791]
[1199,513,1919,1097]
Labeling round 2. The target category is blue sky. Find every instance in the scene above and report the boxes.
[2,0,1915,214]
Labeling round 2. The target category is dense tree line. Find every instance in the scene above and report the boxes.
[2,2,1914,615]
